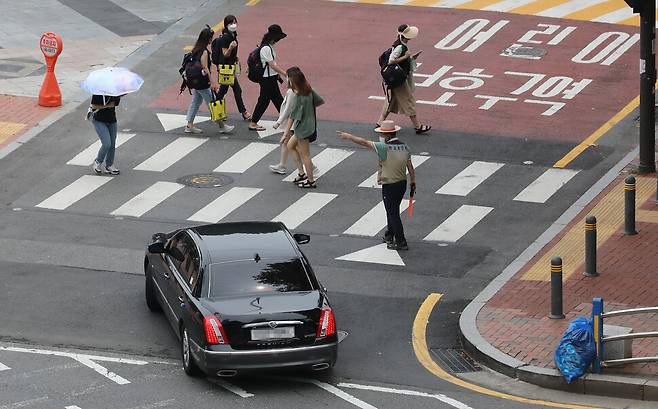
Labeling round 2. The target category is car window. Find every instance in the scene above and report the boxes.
[209,258,313,297]
[170,232,200,289]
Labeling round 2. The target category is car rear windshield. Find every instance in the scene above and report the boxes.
[209,258,314,297]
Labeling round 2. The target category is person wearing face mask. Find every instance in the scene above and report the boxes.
[211,15,251,121]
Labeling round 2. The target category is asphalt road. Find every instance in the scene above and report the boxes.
[0,1,647,409]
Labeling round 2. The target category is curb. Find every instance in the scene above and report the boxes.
[459,146,658,401]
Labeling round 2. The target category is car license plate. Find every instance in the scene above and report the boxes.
[251,326,295,341]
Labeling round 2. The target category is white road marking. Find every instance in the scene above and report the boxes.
[111,182,184,217]
[436,161,504,196]
[277,377,378,409]
[537,0,606,17]
[282,148,353,181]
[343,200,410,236]
[335,243,405,266]
[272,193,337,229]
[513,168,579,203]
[187,187,262,223]
[254,120,284,139]
[592,7,635,23]
[134,137,207,172]
[437,0,473,7]
[359,155,429,189]
[0,346,147,385]
[483,0,535,12]
[210,379,254,398]
[0,362,9,371]
[0,397,49,409]
[125,400,176,408]
[424,205,493,242]
[156,113,209,132]
[214,142,278,173]
[36,175,112,210]
[339,382,473,409]
[67,133,136,166]
[65,406,83,409]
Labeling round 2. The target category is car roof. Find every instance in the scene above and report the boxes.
[190,221,298,264]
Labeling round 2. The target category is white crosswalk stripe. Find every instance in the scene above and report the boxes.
[111,181,184,217]
[36,175,112,210]
[188,187,262,223]
[272,193,338,229]
[436,161,504,196]
[514,168,579,203]
[537,0,606,18]
[483,0,536,12]
[359,155,430,189]
[283,148,353,182]
[67,133,136,166]
[424,205,493,242]
[134,137,207,172]
[592,7,635,23]
[214,142,278,173]
[343,199,411,237]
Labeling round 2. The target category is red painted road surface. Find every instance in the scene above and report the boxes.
[153,0,639,143]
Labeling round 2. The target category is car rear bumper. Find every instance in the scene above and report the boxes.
[190,340,337,375]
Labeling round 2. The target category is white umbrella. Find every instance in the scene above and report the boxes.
[81,67,144,97]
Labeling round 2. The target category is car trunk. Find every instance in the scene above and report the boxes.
[203,291,323,349]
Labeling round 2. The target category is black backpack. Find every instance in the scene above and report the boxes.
[178,51,209,94]
[211,37,223,66]
[379,44,409,89]
[247,45,270,83]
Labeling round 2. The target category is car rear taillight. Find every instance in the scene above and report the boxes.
[316,307,336,338]
[204,315,228,345]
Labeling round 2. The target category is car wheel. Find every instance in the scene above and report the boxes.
[181,326,202,377]
[145,271,162,312]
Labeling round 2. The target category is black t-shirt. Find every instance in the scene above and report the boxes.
[91,95,121,123]
[215,32,238,65]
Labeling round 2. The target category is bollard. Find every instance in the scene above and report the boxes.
[38,32,63,107]
[584,216,599,277]
[549,257,565,319]
[624,176,637,235]
[591,298,604,373]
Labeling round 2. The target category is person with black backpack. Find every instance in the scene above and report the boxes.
[183,26,234,134]
[377,24,431,135]
[211,15,251,121]
[247,24,288,131]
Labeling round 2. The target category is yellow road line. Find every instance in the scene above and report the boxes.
[413,293,602,409]
[455,0,501,9]
[406,0,444,6]
[617,14,641,26]
[510,0,571,15]
[563,0,624,21]
[183,22,225,51]
[553,95,639,169]
[246,0,261,5]
[522,176,656,281]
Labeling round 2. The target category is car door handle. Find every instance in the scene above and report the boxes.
[163,272,170,279]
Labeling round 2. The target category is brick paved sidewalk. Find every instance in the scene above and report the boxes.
[477,173,658,377]
[0,95,54,149]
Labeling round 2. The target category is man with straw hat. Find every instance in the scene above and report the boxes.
[338,120,416,250]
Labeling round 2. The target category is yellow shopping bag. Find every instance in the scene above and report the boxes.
[218,64,236,85]
[209,97,227,122]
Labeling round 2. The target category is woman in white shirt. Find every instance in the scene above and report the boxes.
[249,24,288,131]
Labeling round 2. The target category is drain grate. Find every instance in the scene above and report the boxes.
[430,348,481,373]
[177,173,233,188]
[500,44,547,59]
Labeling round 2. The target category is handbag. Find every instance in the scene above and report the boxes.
[209,94,227,122]
[218,64,236,85]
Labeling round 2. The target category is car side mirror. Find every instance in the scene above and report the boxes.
[148,242,166,254]
[293,233,310,244]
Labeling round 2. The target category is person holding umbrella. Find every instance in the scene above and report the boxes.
[81,66,144,175]
[338,120,416,250]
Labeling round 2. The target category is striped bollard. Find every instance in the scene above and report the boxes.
[584,216,599,277]
[592,298,604,373]
[624,176,637,235]
[549,257,565,319]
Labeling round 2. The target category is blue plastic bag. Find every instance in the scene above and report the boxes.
[554,316,596,383]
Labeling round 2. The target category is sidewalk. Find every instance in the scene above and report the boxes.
[460,149,658,401]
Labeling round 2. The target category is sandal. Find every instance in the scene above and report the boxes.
[241,111,252,121]
[415,124,432,134]
[293,173,307,183]
[297,180,317,189]
[249,124,266,131]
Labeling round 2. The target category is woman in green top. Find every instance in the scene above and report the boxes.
[280,67,324,188]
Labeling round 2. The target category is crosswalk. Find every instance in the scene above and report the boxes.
[28,127,581,252]
[331,0,650,26]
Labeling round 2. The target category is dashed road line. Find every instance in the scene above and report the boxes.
[339,382,473,409]
[275,377,378,409]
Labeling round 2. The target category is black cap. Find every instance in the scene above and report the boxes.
[267,24,287,41]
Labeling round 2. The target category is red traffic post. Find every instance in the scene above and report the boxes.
[38,32,63,107]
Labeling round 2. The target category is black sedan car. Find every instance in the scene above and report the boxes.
[144,221,337,377]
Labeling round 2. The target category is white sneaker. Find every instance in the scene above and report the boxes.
[269,164,286,174]
[104,165,120,175]
[219,124,235,134]
[92,160,103,174]
[184,126,202,134]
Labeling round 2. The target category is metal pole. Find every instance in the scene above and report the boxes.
[584,216,598,277]
[639,0,656,173]
[624,176,638,235]
[592,297,604,373]
[550,257,565,319]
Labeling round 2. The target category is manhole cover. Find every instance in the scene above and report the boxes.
[430,348,481,373]
[501,44,547,59]
[177,173,233,188]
